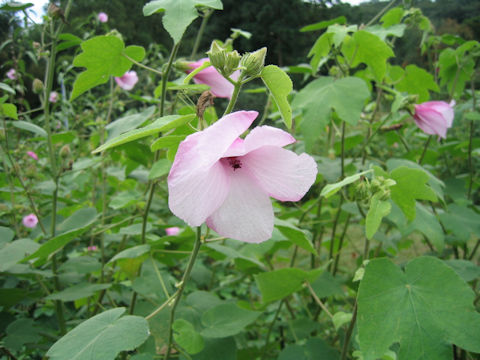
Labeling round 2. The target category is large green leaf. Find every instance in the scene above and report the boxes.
[255,268,322,303]
[342,30,394,81]
[93,114,195,153]
[1,103,17,119]
[10,120,47,136]
[357,257,480,360]
[46,283,111,302]
[173,319,204,354]
[292,77,369,150]
[0,239,39,272]
[389,166,437,220]
[275,219,316,255]
[46,308,149,360]
[71,36,145,100]
[261,65,292,128]
[439,204,480,242]
[278,338,339,360]
[0,226,14,246]
[200,303,260,338]
[394,64,439,102]
[405,204,444,252]
[143,0,223,44]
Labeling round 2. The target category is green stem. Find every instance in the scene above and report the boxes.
[122,53,163,77]
[183,60,211,84]
[365,0,397,27]
[164,227,203,360]
[340,122,346,179]
[223,81,242,116]
[340,301,358,360]
[418,135,432,165]
[332,214,351,276]
[468,79,476,199]
[191,9,212,59]
[161,43,181,117]
[328,197,344,273]
[257,94,272,127]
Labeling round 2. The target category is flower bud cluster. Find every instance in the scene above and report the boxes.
[355,176,396,203]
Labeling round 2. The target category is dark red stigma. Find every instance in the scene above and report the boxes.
[227,157,242,171]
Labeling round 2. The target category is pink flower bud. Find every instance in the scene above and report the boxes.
[98,12,108,23]
[22,214,38,228]
[165,227,180,236]
[115,71,138,91]
[49,91,59,103]
[413,100,455,139]
[6,68,17,80]
[27,151,39,160]
[87,245,98,251]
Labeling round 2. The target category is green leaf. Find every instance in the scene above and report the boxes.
[445,260,480,283]
[190,337,237,360]
[107,106,156,140]
[332,312,353,331]
[46,308,149,360]
[200,303,260,338]
[10,120,47,136]
[292,77,369,150]
[143,0,223,44]
[278,338,339,360]
[300,16,346,32]
[389,166,437,220]
[310,271,344,298]
[150,135,185,152]
[1,103,17,119]
[206,243,265,269]
[366,193,391,239]
[358,257,480,360]
[342,30,394,81]
[321,170,372,198]
[46,283,111,302]
[57,33,82,52]
[4,318,41,352]
[405,204,444,252]
[173,319,204,354]
[0,239,39,272]
[261,65,293,128]
[109,190,142,210]
[275,219,316,255]
[380,7,404,27]
[394,65,439,102]
[0,82,15,94]
[108,244,151,263]
[71,36,145,100]
[148,159,172,180]
[0,2,33,11]
[439,204,480,242]
[255,268,322,303]
[93,114,195,153]
[0,226,15,246]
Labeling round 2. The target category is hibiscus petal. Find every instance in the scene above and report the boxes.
[414,107,448,138]
[429,101,454,127]
[168,111,257,225]
[242,146,317,202]
[191,58,240,99]
[206,168,273,243]
[244,126,296,152]
[169,161,230,226]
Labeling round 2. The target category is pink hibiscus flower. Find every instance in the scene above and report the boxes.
[165,227,181,236]
[6,68,17,80]
[27,151,39,160]
[413,100,455,139]
[22,214,38,228]
[49,91,59,103]
[168,111,317,243]
[115,71,138,90]
[188,58,240,99]
[98,12,108,23]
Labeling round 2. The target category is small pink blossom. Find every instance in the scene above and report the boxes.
[27,151,38,160]
[414,100,455,139]
[98,12,108,23]
[87,245,98,251]
[6,68,17,80]
[49,91,59,103]
[168,111,318,243]
[165,227,180,236]
[22,214,38,228]
[188,58,240,99]
[115,71,138,91]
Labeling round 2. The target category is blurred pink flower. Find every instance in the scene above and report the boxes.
[414,100,455,139]
[27,151,38,160]
[165,227,180,236]
[168,111,317,243]
[49,91,59,103]
[98,12,108,23]
[6,68,17,80]
[23,214,38,228]
[115,71,138,90]
[87,245,98,251]
[188,58,240,99]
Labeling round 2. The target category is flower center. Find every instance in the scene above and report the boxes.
[227,157,242,171]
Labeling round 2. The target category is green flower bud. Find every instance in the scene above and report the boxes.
[60,144,70,158]
[32,78,44,94]
[240,47,267,78]
[207,41,227,71]
[223,50,241,77]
